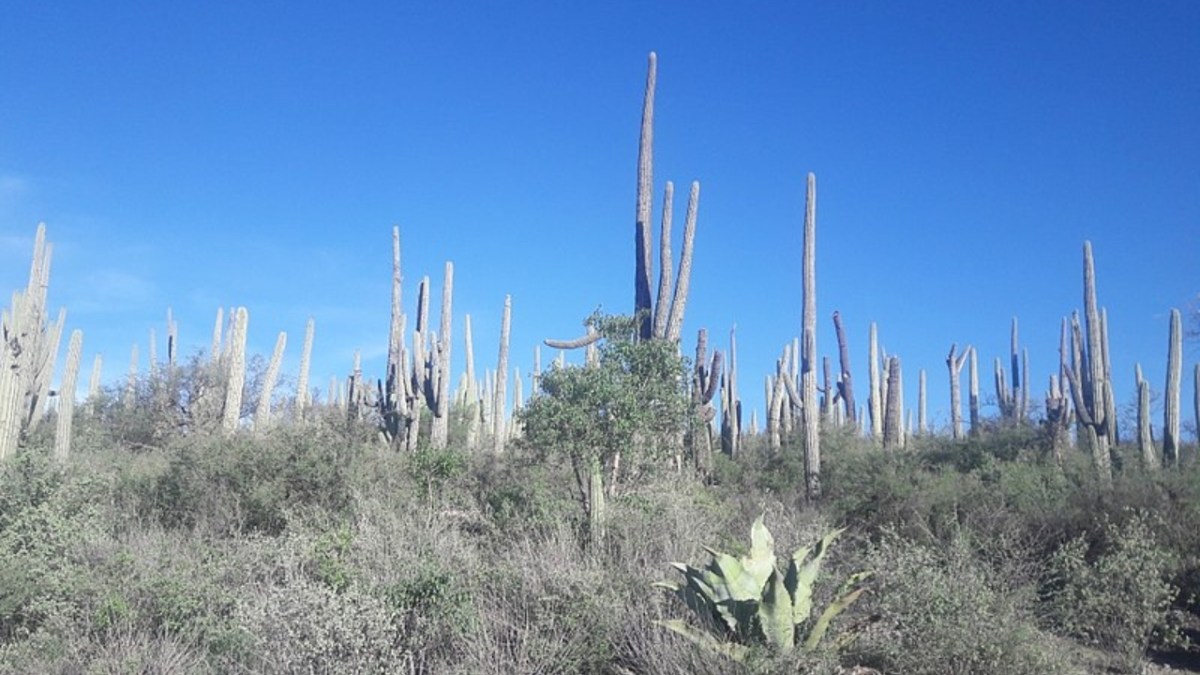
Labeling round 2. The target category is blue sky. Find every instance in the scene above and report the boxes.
[1,1,1197,434]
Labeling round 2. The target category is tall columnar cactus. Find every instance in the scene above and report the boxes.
[1163,308,1182,465]
[634,52,657,340]
[255,331,286,431]
[125,344,139,408]
[767,349,789,452]
[800,173,820,500]
[54,329,83,462]
[946,344,969,439]
[994,317,1024,422]
[222,307,248,435]
[1044,318,1073,461]
[1063,242,1113,481]
[721,326,742,457]
[381,228,416,449]
[419,262,453,449]
[868,323,882,442]
[493,295,512,454]
[690,328,722,474]
[832,311,856,426]
[296,317,314,414]
[211,307,224,360]
[882,356,903,451]
[86,354,102,417]
[1100,308,1118,446]
[166,307,178,369]
[1135,363,1159,471]
[968,346,980,437]
[462,314,482,451]
[917,369,927,436]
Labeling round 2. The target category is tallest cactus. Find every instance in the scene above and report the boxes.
[801,173,820,501]
[1064,242,1113,481]
[634,52,657,340]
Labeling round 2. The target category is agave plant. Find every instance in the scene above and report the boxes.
[655,515,870,661]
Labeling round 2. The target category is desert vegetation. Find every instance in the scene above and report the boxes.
[1,53,1198,674]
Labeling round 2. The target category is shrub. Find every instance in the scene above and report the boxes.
[1044,510,1179,672]
[849,530,1070,675]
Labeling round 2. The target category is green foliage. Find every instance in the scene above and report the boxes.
[410,445,468,500]
[850,530,1071,675]
[1045,510,1180,673]
[141,425,362,535]
[521,314,689,470]
[655,516,869,661]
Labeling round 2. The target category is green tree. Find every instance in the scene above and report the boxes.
[519,314,689,547]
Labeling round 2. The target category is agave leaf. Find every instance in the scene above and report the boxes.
[756,567,795,653]
[800,571,871,651]
[656,619,750,662]
[740,515,776,591]
[715,597,759,638]
[708,550,764,601]
[788,528,845,624]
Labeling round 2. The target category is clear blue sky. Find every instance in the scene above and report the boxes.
[2,1,1197,434]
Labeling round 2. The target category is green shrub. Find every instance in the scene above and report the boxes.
[1045,510,1179,672]
[849,531,1070,675]
[142,426,363,535]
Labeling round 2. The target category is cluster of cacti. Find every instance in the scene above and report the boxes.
[655,515,870,660]
[0,224,67,459]
[1063,242,1115,481]
[994,317,1029,423]
[689,328,722,473]
[1043,319,1073,462]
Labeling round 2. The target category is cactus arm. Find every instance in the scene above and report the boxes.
[665,181,699,343]
[652,181,674,340]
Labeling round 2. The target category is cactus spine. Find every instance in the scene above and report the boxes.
[222,307,248,434]
[1163,308,1182,465]
[54,329,83,462]
[255,331,286,431]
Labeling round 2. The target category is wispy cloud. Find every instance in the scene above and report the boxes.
[72,269,157,313]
